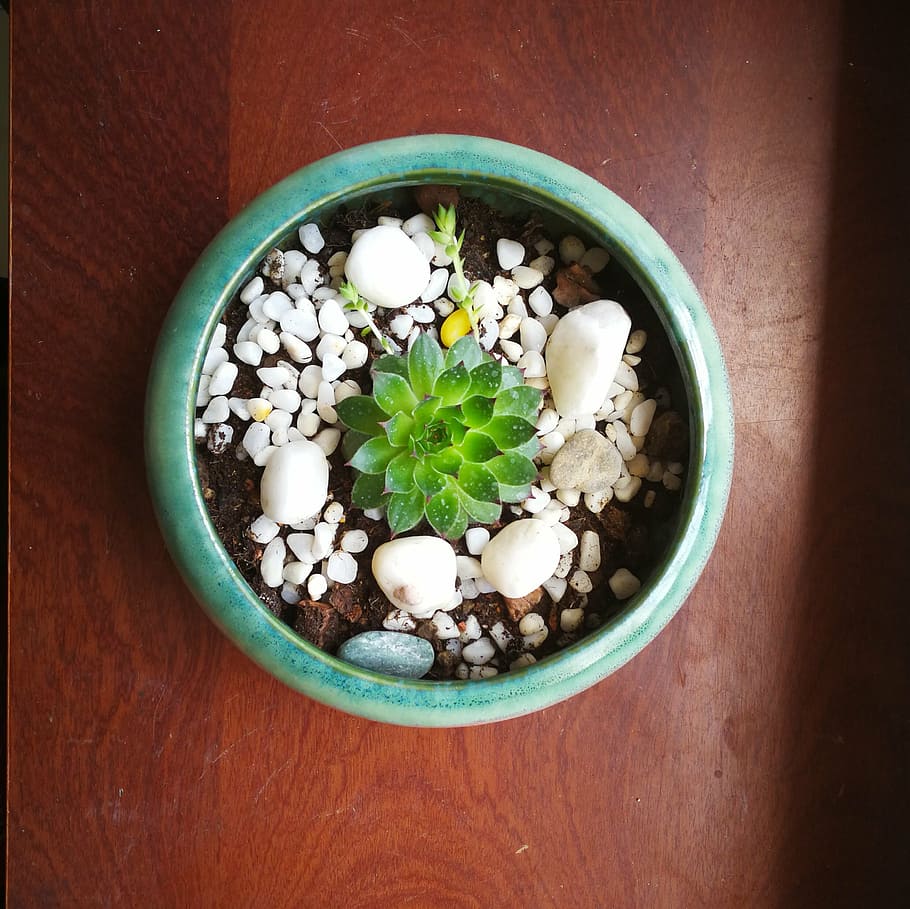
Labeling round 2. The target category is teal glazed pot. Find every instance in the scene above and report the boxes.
[145,135,734,726]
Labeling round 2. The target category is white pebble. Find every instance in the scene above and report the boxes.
[257,366,290,389]
[627,452,650,478]
[228,398,251,423]
[407,303,436,324]
[383,609,417,632]
[298,365,323,399]
[460,614,482,642]
[208,361,238,396]
[560,608,585,633]
[613,476,642,502]
[479,317,498,351]
[519,317,548,353]
[297,411,320,436]
[323,501,344,524]
[389,313,414,339]
[340,340,368,370]
[499,339,523,362]
[240,276,264,304]
[553,552,573,579]
[326,551,358,584]
[518,613,544,636]
[318,298,348,336]
[507,295,528,318]
[307,574,328,600]
[462,637,496,665]
[630,399,657,437]
[420,269,449,303]
[626,329,647,354]
[510,653,537,670]
[528,286,553,317]
[270,389,301,413]
[609,568,641,600]
[431,611,461,640]
[194,418,207,440]
[311,522,337,561]
[201,396,229,424]
[579,246,610,273]
[523,627,549,650]
[579,531,601,572]
[410,231,435,261]
[498,313,521,339]
[558,235,585,264]
[542,576,568,603]
[283,561,313,585]
[299,223,325,254]
[496,238,525,270]
[535,408,558,435]
[434,298,455,317]
[312,427,341,456]
[584,487,613,513]
[663,471,683,492]
[460,578,478,600]
[320,353,346,383]
[262,291,293,321]
[242,421,271,457]
[202,344,228,376]
[232,340,261,366]
[511,265,543,289]
[260,537,286,588]
[613,360,639,391]
[286,532,315,563]
[569,570,593,593]
[529,254,556,276]
[555,488,580,508]
[402,212,434,236]
[280,333,312,364]
[249,515,280,544]
[456,555,484,581]
[517,350,546,377]
[552,523,578,555]
[522,487,551,515]
[465,527,490,555]
[489,621,513,652]
[341,529,368,553]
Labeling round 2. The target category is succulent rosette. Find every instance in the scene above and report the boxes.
[336,332,542,538]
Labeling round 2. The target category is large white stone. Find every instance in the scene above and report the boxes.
[372,536,457,615]
[481,519,561,598]
[344,225,431,309]
[545,300,632,417]
[259,439,329,525]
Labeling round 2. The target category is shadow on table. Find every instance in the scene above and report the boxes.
[774,3,910,905]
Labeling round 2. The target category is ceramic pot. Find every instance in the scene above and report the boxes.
[145,135,734,726]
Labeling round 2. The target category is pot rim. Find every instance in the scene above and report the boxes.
[145,134,734,726]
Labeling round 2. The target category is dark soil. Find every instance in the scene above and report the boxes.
[195,189,688,679]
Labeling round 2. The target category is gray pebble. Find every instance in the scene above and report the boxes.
[337,631,434,679]
[549,429,622,493]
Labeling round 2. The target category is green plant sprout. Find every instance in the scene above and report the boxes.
[335,332,543,538]
[338,280,396,354]
[429,204,482,340]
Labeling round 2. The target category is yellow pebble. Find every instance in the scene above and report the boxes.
[440,309,472,347]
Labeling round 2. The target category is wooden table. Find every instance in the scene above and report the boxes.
[10,2,909,905]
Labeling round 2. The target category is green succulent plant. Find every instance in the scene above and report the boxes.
[336,332,543,538]
[429,203,482,339]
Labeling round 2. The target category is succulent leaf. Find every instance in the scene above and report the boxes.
[387,487,426,535]
[433,363,472,405]
[426,484,467,539]
[444,335,484,370]
[373,371,419,416]
[484,415,538,450]
[351,472,388,509]
[458,462,500,503]
[385,412,415,447]
[349,436,400,474]
[493,385,542,422]
[488,452,538,486]
[460,430,499,463]
[372,354,410,379]
[335,395,388,436]
[414,460,447,496]
[461,395,495,428]
[458,491,502,524]
[408,332,445,398]
[468,361,502,398]
[385,451,417,493]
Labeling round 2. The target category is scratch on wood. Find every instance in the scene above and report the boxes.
[198,726,263,780]
[515,844,529,854]
[391,24,423,52]
[317,122,343,151]
[253,758,291,804]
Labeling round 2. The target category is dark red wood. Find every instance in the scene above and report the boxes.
[9,1,909,905]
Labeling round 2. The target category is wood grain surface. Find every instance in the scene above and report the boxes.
[9,1,909,906]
